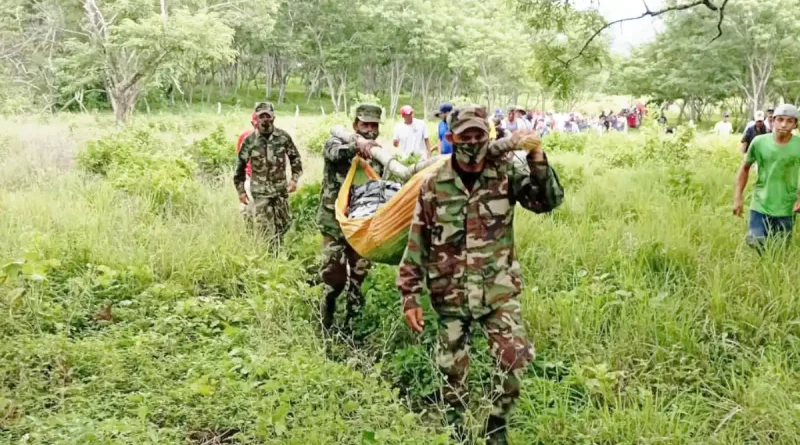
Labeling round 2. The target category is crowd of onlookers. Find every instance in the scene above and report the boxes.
[386,102,652,160]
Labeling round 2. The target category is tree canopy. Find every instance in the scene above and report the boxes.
[1,0,798,121]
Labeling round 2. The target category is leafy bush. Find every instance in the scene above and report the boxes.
[77,128,159,175]
[289,181,321,232]
[106,152,200,213]
[78,128,200,213]
[191,124,236,176]
[299,113,351,155]
[543,132,587,153]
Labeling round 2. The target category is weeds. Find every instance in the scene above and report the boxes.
[1,113,799,444]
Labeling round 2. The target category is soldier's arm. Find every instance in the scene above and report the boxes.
[508,151,564,214]
[397,181,433,312]
[233,136,251,195]
[323,136,356,163]
[285,134,303,183]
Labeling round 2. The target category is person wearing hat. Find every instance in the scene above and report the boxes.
[714,112,733,136]
[393,105,431,160]
[501,105,530,133]
[397,105,564,444]
[436,102,454,154]
[734,104,800,252]
[317,103,385,331]
[741,110,770,153]
[234,102,302,249]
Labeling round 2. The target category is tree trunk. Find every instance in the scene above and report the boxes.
[110,83,141,124]
[677,99,687,124]
[388,60,407,118]
[325,71,340,112]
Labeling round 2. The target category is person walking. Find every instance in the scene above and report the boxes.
[393,105,431,160]
[741,111,770,153]
[398,105,563,444]
[733,104,800,252]
[714,112,733,136]
[436,102,454,155]
[318,104,384,331]
[233,102,302,249]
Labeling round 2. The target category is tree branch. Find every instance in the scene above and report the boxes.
[709,0,730,42]
[559,0,728,67]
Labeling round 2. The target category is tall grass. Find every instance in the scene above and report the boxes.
[1,113,799,444]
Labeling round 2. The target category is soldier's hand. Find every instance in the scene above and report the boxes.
[239,193,248,205]
[288,181,297,193]
[355,136,377,160]
[521,133,544,162]
[404,307,424,334]
[510,129,534,147]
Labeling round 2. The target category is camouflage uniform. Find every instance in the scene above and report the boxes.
[316,104,385,328]
[397,105,564,425]
[234,102,303,248]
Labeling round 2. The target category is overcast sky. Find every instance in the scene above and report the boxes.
[587,0,665,53]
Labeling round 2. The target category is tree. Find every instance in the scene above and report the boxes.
[63,0,235,122]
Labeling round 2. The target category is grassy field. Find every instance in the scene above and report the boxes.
[1,110,799,445]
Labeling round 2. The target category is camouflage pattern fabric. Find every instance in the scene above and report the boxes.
[234,127,302,199]
[438,299,533,419]
[234,125,302,246]
[319,234,371,326]
[315,135,384,239]
[396,135,564,420]
[252,196,291,249]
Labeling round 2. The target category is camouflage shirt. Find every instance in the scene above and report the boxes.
[316,135,384,238]
[234,128,302,198]
[397,141,564,318]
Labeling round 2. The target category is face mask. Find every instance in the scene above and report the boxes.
[454,140,489,166]
[259,121,274,134]
[357,130,379,140]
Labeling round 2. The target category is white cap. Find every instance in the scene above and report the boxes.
[774,104,799,119]
[754,111,765,121]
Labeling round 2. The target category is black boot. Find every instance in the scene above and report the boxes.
[320,294,336,330]
[485,415,508,445]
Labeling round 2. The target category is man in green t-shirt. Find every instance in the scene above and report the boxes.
[733,104,800,252]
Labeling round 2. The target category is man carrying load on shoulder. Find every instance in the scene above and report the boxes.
[397,104,564,444]
[317,104,385,331]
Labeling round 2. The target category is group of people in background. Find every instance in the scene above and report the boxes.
[232,100,562,444]
[230,98,798,444]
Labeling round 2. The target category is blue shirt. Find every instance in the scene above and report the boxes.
[438,120,453,154]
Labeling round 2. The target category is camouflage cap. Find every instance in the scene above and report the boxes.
[254,102,275,116]
[447,104,490,135]
[355,104,382,123]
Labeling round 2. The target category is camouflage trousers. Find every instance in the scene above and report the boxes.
[248,194,291,250]
[320,234,371,325]
[436,298,534,422]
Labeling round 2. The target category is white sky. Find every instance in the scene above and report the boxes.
[584,0,666,54]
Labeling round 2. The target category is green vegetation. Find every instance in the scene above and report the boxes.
[2,111,799,444]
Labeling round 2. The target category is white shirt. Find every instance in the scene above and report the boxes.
[393,119,429,159]
[501,118,531,132]
[714,121,733,135]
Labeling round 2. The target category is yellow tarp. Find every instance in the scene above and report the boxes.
[335,156,449,264]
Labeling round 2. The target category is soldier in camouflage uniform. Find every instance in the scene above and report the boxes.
[234,102,303,249]
[317,104,385,330]
[397,105,564,444]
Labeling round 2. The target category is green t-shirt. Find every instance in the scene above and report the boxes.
[745,134,800,217]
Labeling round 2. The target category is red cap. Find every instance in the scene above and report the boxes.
[400,105,414,116]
